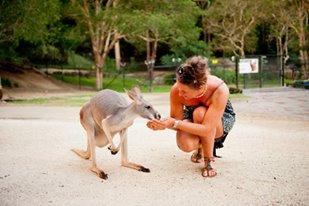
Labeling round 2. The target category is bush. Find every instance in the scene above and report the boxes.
[211,68,236,84]
[229,87,242,94]
[292,80,309,89]
[163,73,176,85]
[1,78,13,88]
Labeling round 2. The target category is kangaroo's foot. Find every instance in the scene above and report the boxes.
[90,166,108,180]
[139,166,151,173]
[71,148,90,160]
[108,145,119,155]
[122,162,150,173]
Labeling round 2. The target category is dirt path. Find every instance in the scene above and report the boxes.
[0,87,308,206]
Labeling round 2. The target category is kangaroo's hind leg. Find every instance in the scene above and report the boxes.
[71,103,93,159]
[74,103,108,179]
[87,128,108,180]
[120,129,150,173]
[71,137,91,160]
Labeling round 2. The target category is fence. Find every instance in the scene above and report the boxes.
[210,55,286,89]
[38,55,293,90]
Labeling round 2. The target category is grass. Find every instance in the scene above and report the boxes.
[8,94,93,107]
[52,74,172,92]
[229,93,249,101]
[67,53,94,69]
[8,72,245,106]
[7,92,245,106]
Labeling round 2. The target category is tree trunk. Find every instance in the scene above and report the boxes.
[145,30,153,92]
[152,36,158,61]
[0,76,2,100]
[239,42,245,58]
[94,53,103,90]
[284,28,289,58]
[297,2,308,79]
[73,0,124,90]
[114,41,121,70]
[277,36,283,56]
[147,39,158,93]
[146,31,151,62]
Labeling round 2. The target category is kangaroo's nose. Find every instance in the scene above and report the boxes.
[155,113,161,120]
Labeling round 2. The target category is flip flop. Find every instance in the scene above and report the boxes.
[191,147,203,163]
[202,157,217,177]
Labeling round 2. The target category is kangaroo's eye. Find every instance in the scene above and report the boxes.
[145,106,151,109]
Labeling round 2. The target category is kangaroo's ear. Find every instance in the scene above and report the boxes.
[132,85,142,97]
[125,88,138,101]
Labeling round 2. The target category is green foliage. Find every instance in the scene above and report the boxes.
[0,0,62,62]
[291,80,309,89]
[172,40,212,60]
[0,42,20,62]
[52,74,171,92]
[202,0,264,56]
[160,40,212,66]
[67,52,94,69]
[160,54,179,65]
[15,0,61,45]
[211,68,237,84]
[163,73,176,85]
[1,78,13,88]
[118,0,201,53]
[127,57,142,71]
[0,0,305,81]
[104,58,117,73]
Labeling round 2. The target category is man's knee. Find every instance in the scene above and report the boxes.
[176,132,197,153]
[193,106,207,123]
[177,141,194,153]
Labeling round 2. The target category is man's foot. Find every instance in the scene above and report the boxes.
[191,147,203,163]
[201,157,217,177]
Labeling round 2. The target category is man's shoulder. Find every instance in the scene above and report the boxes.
[170,84,184,103]
[207,76,229,98]
[170,84,178,94]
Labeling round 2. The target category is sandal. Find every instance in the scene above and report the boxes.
[191,147,203,163]
[201,157,217,177]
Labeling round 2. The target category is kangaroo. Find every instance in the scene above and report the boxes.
[71,86,161,179]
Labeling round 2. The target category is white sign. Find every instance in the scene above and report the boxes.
[239,58,259,74]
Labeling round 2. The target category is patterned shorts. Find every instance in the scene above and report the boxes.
[183,100,236,150]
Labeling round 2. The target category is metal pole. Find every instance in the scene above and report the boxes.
[259,56,264,88]
[145,60,155,93]
[280,55,285,86]
[149,62,153,92]
[78,69,81,90]
[0,76,2,100]
[235,56,239,89]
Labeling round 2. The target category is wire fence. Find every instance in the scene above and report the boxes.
[36,55,298,90]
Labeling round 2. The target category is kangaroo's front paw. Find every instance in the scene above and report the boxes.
[108,145,118,155]
[139,166,151,173]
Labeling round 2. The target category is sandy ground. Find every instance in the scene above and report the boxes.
[0,87,309,206]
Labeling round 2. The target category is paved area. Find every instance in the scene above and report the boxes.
[235,87,309,121]
[0,87,308,206]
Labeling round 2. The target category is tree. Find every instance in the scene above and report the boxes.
[0,0,61,60]
[273,0,308,79]
[202,0,263,57]
[68,0,125,90]
[118,0,201,92]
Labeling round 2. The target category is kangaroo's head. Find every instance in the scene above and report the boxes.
[125,86,161,120]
